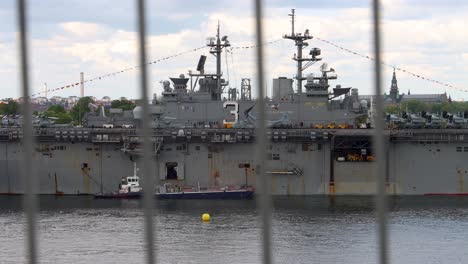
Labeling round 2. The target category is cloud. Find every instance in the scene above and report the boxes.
[60,22,102,38]
[0,1,468,100]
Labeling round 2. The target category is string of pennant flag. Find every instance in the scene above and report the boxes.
[314,36,467,93]
[32,39,285,97]
[231,38,283,50]
[32,36,464,97]
[31,46,207,97]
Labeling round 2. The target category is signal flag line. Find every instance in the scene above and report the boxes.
[314,36,467,93]
[31,46,206,97]
[32,39,283,98]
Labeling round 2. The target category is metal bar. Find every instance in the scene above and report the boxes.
[371,0,389,263]
[253,0,272,263]
[16,0,38,263]
[136,0,156,263]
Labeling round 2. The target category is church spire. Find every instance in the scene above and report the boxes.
[389,68,399,102]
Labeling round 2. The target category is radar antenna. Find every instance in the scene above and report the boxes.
[206,21,230,100]
[283,9,322,94]
[188,23,231,100]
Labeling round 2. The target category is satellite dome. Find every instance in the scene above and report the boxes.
[133,106,143,119]
[360,100,368,109]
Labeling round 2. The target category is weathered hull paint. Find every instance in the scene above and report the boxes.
[1,135,468,195]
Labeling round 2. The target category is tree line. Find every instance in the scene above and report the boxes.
[0,100,19,115]
[1,97,136,125]
[385,100,468,115]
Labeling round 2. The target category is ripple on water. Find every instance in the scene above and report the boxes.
[1,196,468,264]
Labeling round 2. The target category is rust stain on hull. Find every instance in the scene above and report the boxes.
[81,165,91,194]
[328,182,336,195]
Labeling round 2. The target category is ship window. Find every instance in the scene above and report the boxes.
[456,147,462,152]
[195,146,200,151]
[165,162,178,180]
[317,144,322,150]
[464,147,468,152]
[272,153,280,160]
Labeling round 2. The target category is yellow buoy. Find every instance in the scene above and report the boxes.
[202,213,211,222]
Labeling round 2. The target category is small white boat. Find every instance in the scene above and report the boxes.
[94,163,142,199]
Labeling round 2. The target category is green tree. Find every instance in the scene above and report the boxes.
[44,105,71,124]
[431,103,442,114]
[111,99,136,111]
[70,97,94,125]
[401,100,427,113]
[0,100,19,115]
[46,105,66,114]
[450,101,468,114]
[384,105,400,114]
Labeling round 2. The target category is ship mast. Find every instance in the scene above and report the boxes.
[207,22,230,100]
[283,9,319,95]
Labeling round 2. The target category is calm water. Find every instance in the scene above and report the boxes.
[1,196,468,264]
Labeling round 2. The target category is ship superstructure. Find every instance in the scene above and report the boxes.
[1,10,468,196]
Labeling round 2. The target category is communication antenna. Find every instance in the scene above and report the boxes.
[43,83,47,99]
[320,63,329,72]
[283,9,320,94]
[206,21,230,100]
[289,8,295,36]
[80,72,85,97]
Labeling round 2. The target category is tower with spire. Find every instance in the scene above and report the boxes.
[389,68,399,103]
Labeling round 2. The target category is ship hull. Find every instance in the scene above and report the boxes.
[1,129,468,196]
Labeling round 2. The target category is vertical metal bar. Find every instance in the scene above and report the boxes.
[253,0,272,263]
[371,0,389,264]
[136,0,156,263]
[16,0,38,263]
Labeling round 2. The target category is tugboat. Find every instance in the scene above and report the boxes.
[94,163,143,199]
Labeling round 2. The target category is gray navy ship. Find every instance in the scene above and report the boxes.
[1,10,468,196]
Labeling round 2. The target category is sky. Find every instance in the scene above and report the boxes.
[1,0,468,100]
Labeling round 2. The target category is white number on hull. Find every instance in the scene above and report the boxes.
[223,101,239,125]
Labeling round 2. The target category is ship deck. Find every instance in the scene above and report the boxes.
[2,127,468,143]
